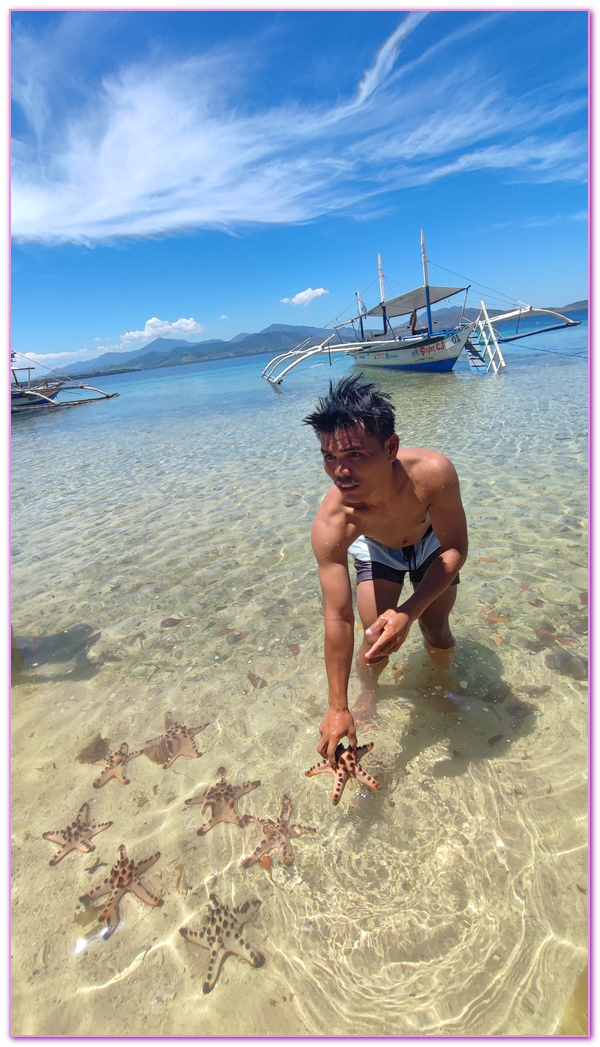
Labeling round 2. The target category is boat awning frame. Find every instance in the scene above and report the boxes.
[364,284,469,319]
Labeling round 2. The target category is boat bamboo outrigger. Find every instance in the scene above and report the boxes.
[11,352,119,413]
[261,231,581,385]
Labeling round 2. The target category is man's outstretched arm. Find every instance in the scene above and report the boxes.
[312,521,358,765]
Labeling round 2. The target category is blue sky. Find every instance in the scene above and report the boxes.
[10,9,588,372]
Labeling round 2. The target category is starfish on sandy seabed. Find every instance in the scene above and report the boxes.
[179,892,265,993]
[79,844,163,939]
[92,742,143,787]
[144,722,210,769]
[305,742,380,805]
[242,795,316,868]
[42,802,113,865]
[184,767,261,835]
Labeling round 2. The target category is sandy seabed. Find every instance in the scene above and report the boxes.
[11,348,588,1035]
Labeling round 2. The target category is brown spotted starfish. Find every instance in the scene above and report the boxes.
[242,795,315,868]
[144,722,210,769]
[179,893,265,993]
[93,742,143,787]
[42,802,113,865]
[305,742,380,805]
[79,844,163,939]
[184,767,261,835]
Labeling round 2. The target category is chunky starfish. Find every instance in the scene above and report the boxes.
[144,722,210,769]
[305,742,380,805]
[42,802,113,866]
[242,795,316,868]
[92,742,143,788]
[79,844,163,939]
[184,767,260,835]
[179,892,265,993]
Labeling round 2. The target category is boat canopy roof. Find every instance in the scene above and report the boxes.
[364,284,468,319]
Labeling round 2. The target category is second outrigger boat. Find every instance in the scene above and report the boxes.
[262,231,581,385]
[11,352,119,413]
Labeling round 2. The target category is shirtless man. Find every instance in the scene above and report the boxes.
[303,375,468,766]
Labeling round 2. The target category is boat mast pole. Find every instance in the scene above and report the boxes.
[420,229,433,336]
[355,292,365,340]
[378,253,388,334]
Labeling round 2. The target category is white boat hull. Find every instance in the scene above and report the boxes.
[347,326,472,372]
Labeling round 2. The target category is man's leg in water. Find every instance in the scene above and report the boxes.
[415,584,458,669]
[354,576,403,720]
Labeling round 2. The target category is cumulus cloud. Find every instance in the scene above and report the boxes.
[10,12,587,244]
[281,287,329,307]
[117,316,203,346]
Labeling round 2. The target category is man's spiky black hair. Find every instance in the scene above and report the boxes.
[302,373,395,442]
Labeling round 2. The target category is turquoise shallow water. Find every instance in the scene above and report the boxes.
[11,320,588,1035]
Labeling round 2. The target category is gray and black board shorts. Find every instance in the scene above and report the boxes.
[349,524,460,587]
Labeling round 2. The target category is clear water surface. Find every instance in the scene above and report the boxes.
[11,318,588,1035]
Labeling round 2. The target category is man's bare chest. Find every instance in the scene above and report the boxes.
[347,498,431,549]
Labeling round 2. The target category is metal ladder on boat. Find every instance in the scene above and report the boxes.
[466,301,506,373]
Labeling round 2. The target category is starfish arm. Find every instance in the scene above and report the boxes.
[305,760,333,777]
[241,814,259,826]
[196,816,217,835]
[289,824,317,838]
[99,896,122,939]
[354,766,380,791]
[132,851,161,876]
[279,796,293,826]
[74,839,96,854]
[144,734,164,748]
[129,880,163,907]
[47,843,74,865]
[203,944,227,993]
[355,742,374,760]
[80,878,115,902]
[88,820,114,839]
[191,723,210,736]
[75,803,91,825]
[232,780,261,798]
[42,830,69,845]
[280,837,296,865]
[233,898,261,927]
[92,769,113,788]
[241,839,269,867]
[184,792,209,807]
[332,769,350,805]
[179,925,210,950]
[232,932,265,969]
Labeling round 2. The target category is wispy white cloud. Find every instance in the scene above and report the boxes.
[281,287,329,306]
[20,348,103,371]
[19,315,204,371]
[10,12,587,244]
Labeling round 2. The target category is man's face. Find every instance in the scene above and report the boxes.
[319,425,398,503]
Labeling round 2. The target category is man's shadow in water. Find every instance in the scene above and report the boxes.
[369,639,540,780]
[11,624,102,684]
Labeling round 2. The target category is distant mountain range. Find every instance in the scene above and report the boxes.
[67,304,587,379]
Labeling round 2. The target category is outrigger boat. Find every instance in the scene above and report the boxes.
[11,353,119,413]
[262,231,581,385]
